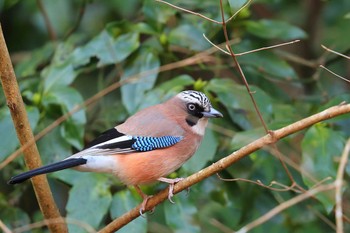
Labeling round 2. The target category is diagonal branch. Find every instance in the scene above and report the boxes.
[0,24,67,233]
[99,102,350,233]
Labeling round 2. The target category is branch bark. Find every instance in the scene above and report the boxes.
[0,24,67,233]
[99,102,350,233]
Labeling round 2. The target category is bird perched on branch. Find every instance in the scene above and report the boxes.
[8,90,223,213]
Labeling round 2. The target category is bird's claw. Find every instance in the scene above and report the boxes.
[139,195,154,217]
[158,177,185,204]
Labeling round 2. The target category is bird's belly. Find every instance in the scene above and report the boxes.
[114,147,196,185]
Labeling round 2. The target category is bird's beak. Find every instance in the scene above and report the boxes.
[202,107,223,118]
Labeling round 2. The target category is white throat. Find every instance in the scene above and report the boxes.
[191,118,208,135]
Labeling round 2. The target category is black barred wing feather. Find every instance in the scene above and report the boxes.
[83,128,183,155]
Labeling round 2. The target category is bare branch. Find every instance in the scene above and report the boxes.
[322,44,350,60]
[216,173,301,193]
[0,220,12,233]
[203,33,230,55]
[218,0,269,133]
[236,40,301,56]
[36,0,57,41]
[225,0,253,23]
[320,65,350,83]
[13,218,96,233]
[155,0,222,24]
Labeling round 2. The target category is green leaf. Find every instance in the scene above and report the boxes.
[183,128,218,173]
[245,19,307,40]
[164,194,200,233]
[36,119,72,164]
[42,86,86,149]
[206,78,273,130]
[66,175,112,233]
[228,0,249,12]
[0,202,31,229]
[168,24,210,51]
[0,106,39,162]
[42,63,76,92]
[232,127,266,149]
[15,42,55,77]
[236,46,298,80]
[142,0,176,24]
[121,48,160,114]
[301,124,346,212]
[71,31,140,67]
[110,190,147,233]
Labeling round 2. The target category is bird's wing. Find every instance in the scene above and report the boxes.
[76,127,183,157]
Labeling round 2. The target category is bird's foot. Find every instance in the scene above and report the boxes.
[134,185,155,217]
[139,195,155,217]
[158,177,188,204]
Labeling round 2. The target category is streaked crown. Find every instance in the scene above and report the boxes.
[177,90,212,112]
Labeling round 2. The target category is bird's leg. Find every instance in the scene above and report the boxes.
[157,177,185,204]
[134,185,154,216]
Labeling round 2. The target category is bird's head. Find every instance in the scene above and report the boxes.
[175,90,223,135]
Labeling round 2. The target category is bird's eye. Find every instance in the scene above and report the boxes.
[188,103,196,111]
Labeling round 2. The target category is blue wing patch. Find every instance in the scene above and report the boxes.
[132,136,183,152]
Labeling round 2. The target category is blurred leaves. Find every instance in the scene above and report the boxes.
[168,24,210,51]
[121,48,160,114]
[183,128,218,173]
[0,106,39,162]
[66,175,112,233]
[71,30,140,67]
[301,124,346,212]
[110,190,147,233]
[245,19,307,40]
[1,0,350,233]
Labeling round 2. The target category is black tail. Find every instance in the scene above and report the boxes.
[8,158,87,185]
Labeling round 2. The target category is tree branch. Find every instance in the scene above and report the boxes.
[99,102,350,233]
[0,24,67,233]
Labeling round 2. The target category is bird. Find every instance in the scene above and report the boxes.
[8,90,223,214]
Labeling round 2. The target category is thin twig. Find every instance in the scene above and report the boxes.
[235,184,335,233]
[236,40,301,56]
[13,217,96,233]
[203,33,230,55]
[225,0,253,23]
[307,205,336,231]
[216,173,301,193]
[98,103,350,232]
[155,0,222,24]
[218,0,269,133]
[36,0,57,41]
[335,138,350,233]
[320,65,350,83]
[64,0,87,39]
[0,219,12,233]
[321,44,350,60]
[210,219,233,233]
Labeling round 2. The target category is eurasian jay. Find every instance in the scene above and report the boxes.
[8,90,223,213]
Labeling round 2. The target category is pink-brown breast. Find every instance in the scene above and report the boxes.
[113,132,202,185]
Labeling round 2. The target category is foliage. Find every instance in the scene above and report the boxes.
[1,0,350,232]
